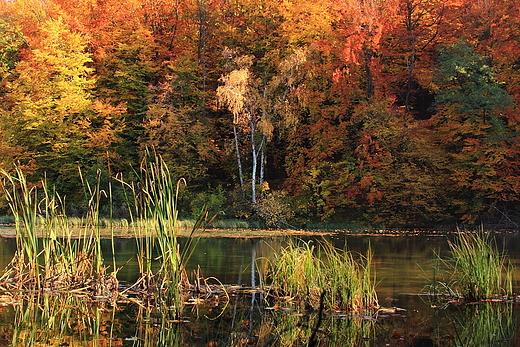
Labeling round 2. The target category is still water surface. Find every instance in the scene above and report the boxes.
[0,231,519,346]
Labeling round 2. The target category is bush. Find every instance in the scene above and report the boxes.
[257,190,295,228]
[189,185,226,217]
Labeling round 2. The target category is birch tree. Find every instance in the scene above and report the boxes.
[216,55,260,203]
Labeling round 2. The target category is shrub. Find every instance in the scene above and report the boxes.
[257,190,295,228]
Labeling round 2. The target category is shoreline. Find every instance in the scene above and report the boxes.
[0,225,517,239]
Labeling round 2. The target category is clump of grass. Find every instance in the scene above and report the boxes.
[269,240,323,303]
[0,215,15,224]
[59,217,130,228]
[116,151,214,310]
[209,218,253,229]
[268,239,378,313]
[446,231,515,302]
[1,152,213,316]
[0,167,116,295]
[323,241,377,311]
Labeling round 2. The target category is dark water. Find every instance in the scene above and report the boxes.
[1,232,520,346]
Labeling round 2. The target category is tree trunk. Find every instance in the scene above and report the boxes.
[260,134,265,187]
[250,113,257,204]
[233,124,245,193]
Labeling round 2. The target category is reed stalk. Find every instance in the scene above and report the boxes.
[116,175,154,285]
[140,154,183,299]
[79,168,105,278]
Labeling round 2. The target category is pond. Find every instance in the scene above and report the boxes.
[0,231,519,346]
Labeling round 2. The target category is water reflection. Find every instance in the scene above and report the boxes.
[447,303,517,346]
[0,231,517,299]
[0,232,519,345]
[0,286,518,346]
[10,293,122,346]
[6,291,516,346]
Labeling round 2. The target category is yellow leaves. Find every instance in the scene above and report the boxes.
[277,47,308,84]
[8,16,95,123]
[279,0,338,44]
[257,117,274,139]
[216,67,252,125]
[85,100,125,151]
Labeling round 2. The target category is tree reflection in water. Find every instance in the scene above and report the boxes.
[0,290,518,346]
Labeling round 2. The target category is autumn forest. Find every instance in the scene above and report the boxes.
[0,0,519,228]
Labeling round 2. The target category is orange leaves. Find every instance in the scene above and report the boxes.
[86,100,126,151]
[338,0,399,63]
[1,0,520,225]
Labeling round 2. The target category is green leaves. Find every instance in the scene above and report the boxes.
[433,40,514,117]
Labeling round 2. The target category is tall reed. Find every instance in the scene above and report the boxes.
[0,167,41,288]
[447,231,515,301]
[0,167,115,295]
[141,155,184,300]
[116,151,213,309]
[268,239,378,313]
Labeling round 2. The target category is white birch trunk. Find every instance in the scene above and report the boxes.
[250,113,257,204]
[260,134,265,187]
[233,124,245,191]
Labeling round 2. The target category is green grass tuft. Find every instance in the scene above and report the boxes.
[447,231,515,301]
[268,239,378,313]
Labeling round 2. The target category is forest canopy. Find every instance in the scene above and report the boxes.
[0,0,519,228]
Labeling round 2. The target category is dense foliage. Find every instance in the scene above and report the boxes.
[1,0,519,227]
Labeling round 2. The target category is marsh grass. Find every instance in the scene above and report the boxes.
[17,216,264,234]
[115,152,215,309]
[0,167,117,295]
[268,239,378,313]
[60,216,131,228]
[446,231,515,301]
